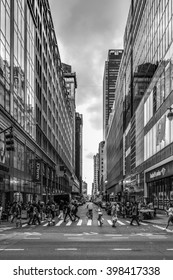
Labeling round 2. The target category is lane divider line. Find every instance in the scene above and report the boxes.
[55,248,77,251]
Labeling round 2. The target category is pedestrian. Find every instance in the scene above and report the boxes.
[32,203,41,225]
[86,201,93,219]
[10,202,18,223]
[72,201,80,221]
[15,203,22,228]
[130,202,140,226]
[97,205,103,226]
[64,202,74,222]
[111,203,118,227]
[0,202,3,224]
[58,200,64,220]
[27,202,34,225]
[165,203,173,229]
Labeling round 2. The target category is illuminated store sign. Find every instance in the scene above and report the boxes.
[150,168,166,179]
[146,161,173,182]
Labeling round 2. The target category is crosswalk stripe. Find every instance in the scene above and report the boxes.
[87,219,92,226]
[77,219,82,226]
[55,220,64,226]
[140,222,148,225]
[117,220,126,225]
[107,220,112,225]
[22,224,28,227]
[66,220,72,226]
[153,225,166,230]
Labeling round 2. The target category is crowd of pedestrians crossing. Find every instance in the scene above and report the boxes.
[0,199,81,227]
[1,198,173,229]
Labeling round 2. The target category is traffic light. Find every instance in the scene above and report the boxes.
[5,128,15,151]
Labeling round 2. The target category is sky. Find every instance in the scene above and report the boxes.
[49,0,131,194]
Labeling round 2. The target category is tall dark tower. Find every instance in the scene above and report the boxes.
[75,113,83,193]
[103,49,123,139]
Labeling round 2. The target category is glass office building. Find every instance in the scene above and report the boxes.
[0,0,79,207]
[106,0,173,208]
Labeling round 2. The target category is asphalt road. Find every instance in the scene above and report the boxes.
[0,204,173,260]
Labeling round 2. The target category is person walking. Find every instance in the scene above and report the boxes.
[165,203,173,229]
[111,203,118,227]
[130,202,140,226]
[86,201,93,219]
[58,200,64,220]
[72,201,80,221]
[64,202,74,222]
[97,205,103,226]
[28,202,34,225]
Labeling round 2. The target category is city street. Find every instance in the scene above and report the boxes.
[0,204,173,260]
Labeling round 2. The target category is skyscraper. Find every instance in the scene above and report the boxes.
[0,0,78,206]
[103,49,123,139]
[75,112,83,193]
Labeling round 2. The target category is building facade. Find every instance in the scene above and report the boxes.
[98,141,105,196]
[103,49,123,139]
[0,0,78,207]
[75,112,83,193]
[93,153,99,198]
[106,0,173,209]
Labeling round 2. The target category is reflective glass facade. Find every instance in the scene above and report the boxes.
[0,0,79,207]
[106,0,173,206]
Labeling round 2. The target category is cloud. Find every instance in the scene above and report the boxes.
[85,152,95,159]
[49,0,131,192]
[49,0,130,107]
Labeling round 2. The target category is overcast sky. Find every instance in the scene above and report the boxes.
[49,0,131,193]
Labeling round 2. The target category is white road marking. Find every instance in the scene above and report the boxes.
[55,248,77,251]
[140,222,148,225]
[117,220,126,225]
[66,220,72,226]
[126,221,130,223]
[111,248,132,251]
[149,236,167,239]
[55,220,64,226]
[87,219,92,226]
[64,234,83,236]
[153,225,166,230]
[22,224,28,227]
[167,249,173,250]
[104,234,122,236]
[77,219,82,226]
[0,249,24,251]
[107,220,112,225]
[0,227,13,230]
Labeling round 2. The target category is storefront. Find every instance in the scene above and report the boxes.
[145,161,173,210]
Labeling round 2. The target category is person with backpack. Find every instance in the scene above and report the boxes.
[130,202,140,226]
[165,203,173,229]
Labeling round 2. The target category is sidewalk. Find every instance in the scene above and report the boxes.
[142,214,168,225]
